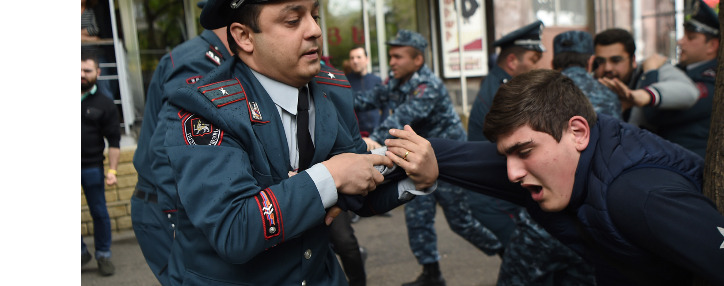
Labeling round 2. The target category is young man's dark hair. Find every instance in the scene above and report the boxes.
[483,69,597,142]
[593,28,636,58]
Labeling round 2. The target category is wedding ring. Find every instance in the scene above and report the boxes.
[403,151,410,160]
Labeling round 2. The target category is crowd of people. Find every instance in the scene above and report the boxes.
[82,0,724,285]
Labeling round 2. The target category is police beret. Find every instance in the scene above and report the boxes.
[553,30,593,55]
[494,20,545,52]
[200,0,270,30]
[387,30,428,52]
[684,0,720,37]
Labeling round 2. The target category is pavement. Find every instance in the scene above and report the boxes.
[81,205,502,286]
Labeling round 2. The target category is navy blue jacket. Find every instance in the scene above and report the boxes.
[430,115,724,285]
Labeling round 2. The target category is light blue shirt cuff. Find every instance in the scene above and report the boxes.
[307,163,338,208]
[397,178,437,201]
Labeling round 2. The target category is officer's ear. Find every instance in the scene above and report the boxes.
[229,22,255,54]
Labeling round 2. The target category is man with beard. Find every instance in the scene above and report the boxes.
[81,52,120,276]
[593,28,698,133]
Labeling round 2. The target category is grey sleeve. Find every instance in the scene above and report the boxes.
[647,63,698,109]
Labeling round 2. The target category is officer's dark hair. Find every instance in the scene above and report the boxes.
[483,69,597,143]
[594,28,636,59]
[350,45,367,56]
[226,3,264,54]
[81,50,100,68]
[497,46,531,67]
[552,52,591,70]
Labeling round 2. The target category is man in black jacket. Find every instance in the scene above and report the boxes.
[81,51,121,276]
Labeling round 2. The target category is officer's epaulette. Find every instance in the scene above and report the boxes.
[197,78,247,108]
[315,67,351,88]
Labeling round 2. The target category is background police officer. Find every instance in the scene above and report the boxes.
[131,1,233,284]
[354,30,502,286]
[667,0,719,158]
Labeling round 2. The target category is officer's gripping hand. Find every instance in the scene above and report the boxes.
[384,125,439,190]
[322,153,393,196]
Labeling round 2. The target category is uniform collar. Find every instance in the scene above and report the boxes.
[250,69,301,115]
[200,29,233,60]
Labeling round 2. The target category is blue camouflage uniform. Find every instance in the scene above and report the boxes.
[554,30,622,119]
[562,66,622,119]
[355,30,503,267]
[131,27,231,285]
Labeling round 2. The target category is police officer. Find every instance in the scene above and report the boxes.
[131,1,233,284]
[354,30,502,286]
[149,0,439,285]
[552,30,622,119]
[467,20,544,142]
[666,0,719,158]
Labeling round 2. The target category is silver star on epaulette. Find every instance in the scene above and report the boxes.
[328,72,335,79]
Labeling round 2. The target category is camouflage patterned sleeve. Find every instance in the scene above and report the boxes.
[353,83,387,112]
[369,83,438,143]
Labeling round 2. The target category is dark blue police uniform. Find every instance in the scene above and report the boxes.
[645,0,719,158]
[152,56,416,285]
[468,20,545,142]
[131,28,231,285]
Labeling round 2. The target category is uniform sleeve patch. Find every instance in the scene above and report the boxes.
[254,188,284,240]
[696,82,709,99]
[181,113,223,146]
[198,78,247,108]
[413,84,427,98]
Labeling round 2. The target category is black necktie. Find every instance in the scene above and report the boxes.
[297,86,314,170]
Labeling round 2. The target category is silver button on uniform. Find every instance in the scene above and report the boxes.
[304,249,312,260]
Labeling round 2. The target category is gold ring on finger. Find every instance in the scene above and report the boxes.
[403,150,410,160]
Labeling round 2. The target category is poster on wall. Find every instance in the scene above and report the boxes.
[439,0,488,78]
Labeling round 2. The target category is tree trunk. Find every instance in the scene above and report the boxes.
[691,3,724,286]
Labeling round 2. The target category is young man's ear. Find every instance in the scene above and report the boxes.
[568,116,590,151]
[230,23,254,54]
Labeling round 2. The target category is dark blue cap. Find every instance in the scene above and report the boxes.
[200,0,270,30]
[684,0,720,37]
[387,30,428,52]
[553,30,593,55]
[197,1,206,9]
[494,20,545,52]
